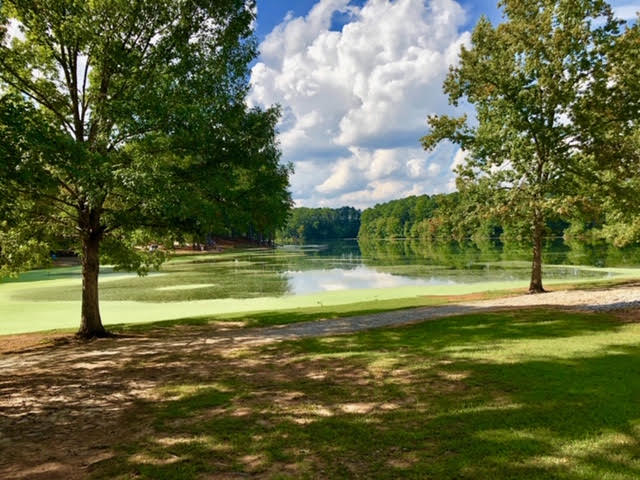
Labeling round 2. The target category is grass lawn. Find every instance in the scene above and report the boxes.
[88,308,640,479]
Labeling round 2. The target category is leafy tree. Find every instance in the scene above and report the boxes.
[575,17,640,246]
[421,0,622,293]
[176,106,292,244]
[0,0,290,337]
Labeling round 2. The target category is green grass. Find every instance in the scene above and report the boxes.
[106,296,450,332]
[90,309,640,479]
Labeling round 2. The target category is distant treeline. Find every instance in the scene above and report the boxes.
[278,192,637,246]
[359,193,569,243]
[360,194,455,240]
[277,207,361,242]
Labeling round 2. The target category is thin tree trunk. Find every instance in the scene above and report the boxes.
[77,232,107,338]
[529,213,546,294]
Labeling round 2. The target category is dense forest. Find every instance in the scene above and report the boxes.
[358,192,640,248]
[358,192,639,249]
[358,193,569,244]
[277,207,361,242]
[359,194,459,240]
[279,191,640,249]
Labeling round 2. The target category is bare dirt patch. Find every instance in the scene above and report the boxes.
[612,307,640,323]
[0,332,75,355]
[0,323,414,479]
[0,329,215,479]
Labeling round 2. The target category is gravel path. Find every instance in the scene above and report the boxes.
[472,284,640,311]
[217,283,640,345]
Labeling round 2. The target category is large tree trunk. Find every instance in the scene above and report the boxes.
[529,213,546,294]
[77,232,107,338]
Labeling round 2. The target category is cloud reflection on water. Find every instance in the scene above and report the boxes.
[284,265,456,295]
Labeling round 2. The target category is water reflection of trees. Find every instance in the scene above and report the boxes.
[563,238,640,268]
[234,238,640,297]
[358,239,499,269]
[358,238,640,269]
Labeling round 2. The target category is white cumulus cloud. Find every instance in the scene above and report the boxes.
[250,0,472,207]
[612,3,639,20]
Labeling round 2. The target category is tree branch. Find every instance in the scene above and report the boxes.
[0,62,76,134]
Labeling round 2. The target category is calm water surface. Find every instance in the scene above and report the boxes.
[7,238,640,302]
[276,239,640,296]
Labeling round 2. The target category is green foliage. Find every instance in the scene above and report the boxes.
[423,0,622,220]
[570,17,640,246]
[0,225,51,277]
[357,192,573,244]
[0,0,291,333]
[421,0,628,291]
[359,194,440,239]
[278,206,361,242]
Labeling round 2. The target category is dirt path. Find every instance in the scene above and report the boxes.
[1,284,639,479]
[220,283,640,344]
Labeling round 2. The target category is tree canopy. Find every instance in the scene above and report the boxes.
[0,0,291,337]
[574,16,640,246]
[421,0,632,293]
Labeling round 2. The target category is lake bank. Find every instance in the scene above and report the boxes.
[2,240,640,335]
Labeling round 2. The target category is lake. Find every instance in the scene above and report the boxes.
[2,238,640,334]
[7,238,640,301]
[280,238,640,295]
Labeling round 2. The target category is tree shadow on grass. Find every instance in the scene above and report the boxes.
[278,309,625,356]
[88,346,640,479]
[425,347,640,478]
[84,312,640,479]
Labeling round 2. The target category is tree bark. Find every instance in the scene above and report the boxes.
[529,213,546,294]
[77,231,108,338]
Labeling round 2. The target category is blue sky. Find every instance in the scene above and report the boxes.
[251,0,639,209]
[254,1,502,40]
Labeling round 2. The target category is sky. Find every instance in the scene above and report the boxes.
[250,0,639,210]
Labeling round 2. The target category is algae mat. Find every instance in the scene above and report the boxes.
[1,264,639,335]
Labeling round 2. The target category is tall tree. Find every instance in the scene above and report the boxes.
[574,16,640,245]
[421,0,622,293]
[0,0,290,337]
